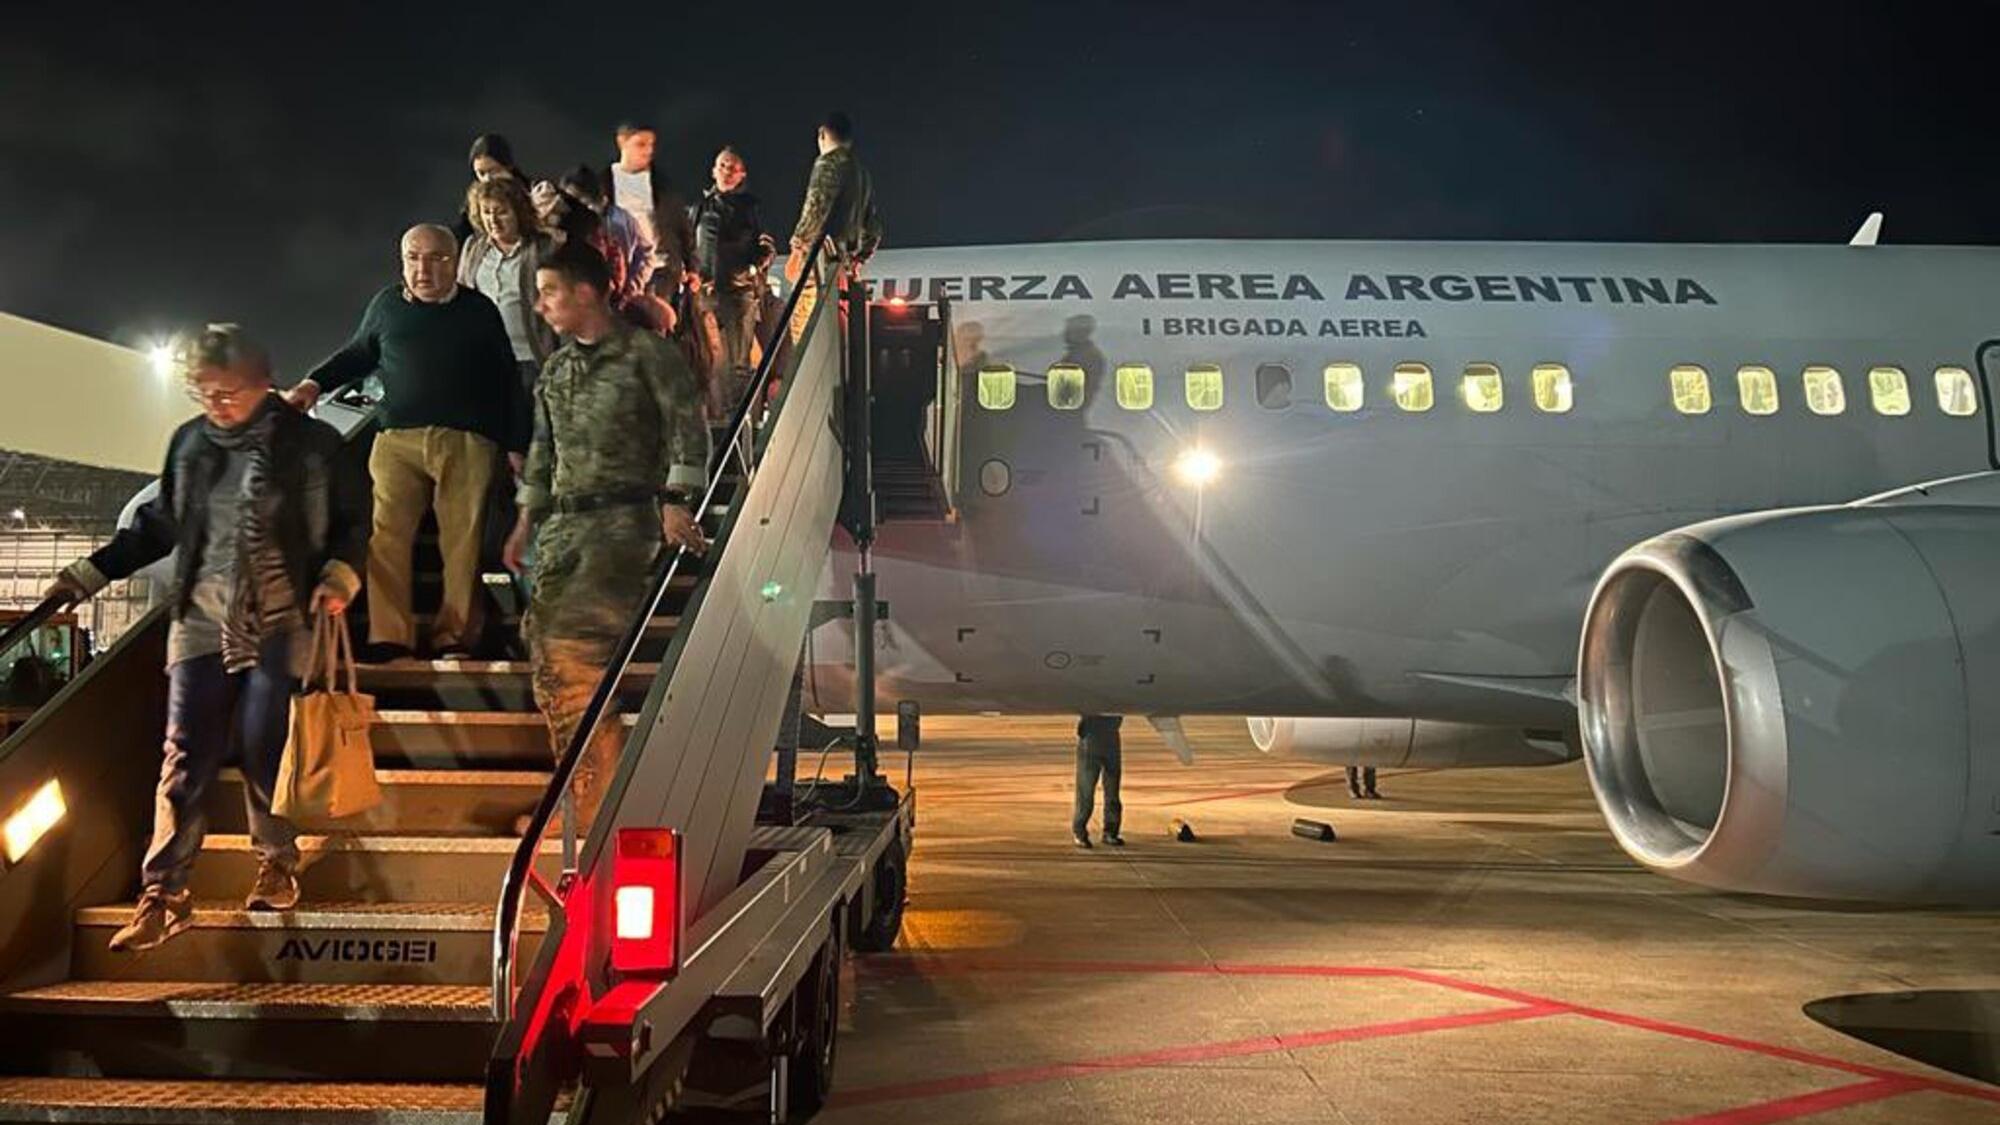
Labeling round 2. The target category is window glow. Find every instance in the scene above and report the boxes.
[1115,364,1154,410]
[1736,366,1778,416]
[2,779,65,865]
[1391,363,1433,412]
[614,884,655,941]
[1323,363,1363,412]
[1868,366,1911,416]
[1531,364,1572,414]
[1047,364,1085,410]
[1936,366,1980,417]
[1669,365,1712,415]
[1185,365,1224,411]
[976,365,1015,410]
[1803,366,1846,415]
[1173,448,1221,486]
[1461,363,1504,413]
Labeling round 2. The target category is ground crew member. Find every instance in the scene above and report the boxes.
[688,145,776,442]
[1347,765,1381,799]
[502,243,708,827]
[1072,714,1124,848]
[788,111,883,343]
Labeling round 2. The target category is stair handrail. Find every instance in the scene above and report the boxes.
[0,594,71,666]
[491,235,835,1020]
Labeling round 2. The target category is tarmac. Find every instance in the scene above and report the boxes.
[814,716,2000,1124]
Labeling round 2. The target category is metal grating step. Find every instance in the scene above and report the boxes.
[0,980,491,1021]
[71,900,549,985]
[369,710,635,767]
[207,769,551,836]
[0,1076,508,1125]
[189,834,561,903]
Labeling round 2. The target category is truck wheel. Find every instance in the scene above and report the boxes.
[786,916,843,1117]
[852,849,906,953]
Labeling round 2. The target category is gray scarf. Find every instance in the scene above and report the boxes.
[204,396,300,672]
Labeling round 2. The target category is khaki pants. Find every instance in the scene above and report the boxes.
[367,426,496,650]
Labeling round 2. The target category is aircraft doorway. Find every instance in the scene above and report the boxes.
[1978,340,2000,469]
[869,300,960,521]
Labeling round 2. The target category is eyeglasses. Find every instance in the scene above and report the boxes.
[188,385,260,407]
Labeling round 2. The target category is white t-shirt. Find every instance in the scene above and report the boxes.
[611,164,658,262]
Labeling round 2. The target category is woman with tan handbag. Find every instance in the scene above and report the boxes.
[46,325,369,953]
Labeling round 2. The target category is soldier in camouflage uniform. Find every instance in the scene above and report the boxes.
[787,111,884,343]
[503,243,709,828]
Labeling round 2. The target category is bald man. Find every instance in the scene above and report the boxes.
[292,225,526,659]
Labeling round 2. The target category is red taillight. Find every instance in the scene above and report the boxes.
[611,828,681,976]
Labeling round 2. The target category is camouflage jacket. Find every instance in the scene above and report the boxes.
[518,321,707,520]
[790,146,883,262]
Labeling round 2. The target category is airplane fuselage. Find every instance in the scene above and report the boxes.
[804,240,2000,727]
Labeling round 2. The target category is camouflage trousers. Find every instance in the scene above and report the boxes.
[525,506,661,829]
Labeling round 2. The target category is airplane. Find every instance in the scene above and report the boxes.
[10,217,1993,907]
[788,218,2000,906]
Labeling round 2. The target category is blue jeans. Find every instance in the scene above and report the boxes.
[142,637,302,892]
[1072,746,1122,838]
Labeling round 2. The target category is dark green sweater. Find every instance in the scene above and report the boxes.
[306,285,528,452]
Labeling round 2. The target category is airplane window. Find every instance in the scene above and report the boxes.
[1868,366,1911,416]
[1324,363,1364,412]
[1461,363,1504,413]
[1185,364,1224,411]
[1531,364,1573,413]
[1936,366,1980,417]
[976,364,1016,411]
[1047,363,1086,411]
[1669,365,1712,415]
[1255,364,1293,410]
[1803,366,1846,416]
[1736,366,1779,416]
[1391,363,1434,412]
[1115,363,1154,410]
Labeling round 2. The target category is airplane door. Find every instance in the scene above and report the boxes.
[1978,341,2000,470]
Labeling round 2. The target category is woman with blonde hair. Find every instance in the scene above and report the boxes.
[459,176,557,399]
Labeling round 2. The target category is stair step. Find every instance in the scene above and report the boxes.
[0,982,496,1081]
[189,835,562,904]
[370,710,636,768]
[209,769,550,835]
[356,660,661,712]
[73,900,548,985]
[0,1076,510,1124]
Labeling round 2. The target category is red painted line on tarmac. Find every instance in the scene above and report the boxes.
[825,1002,1562,1109]
[851,957,2000,1110]
[1654,1077,1928,1124]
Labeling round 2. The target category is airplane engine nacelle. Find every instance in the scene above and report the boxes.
[1246,717,1577,768]
[1579,505,2000,903]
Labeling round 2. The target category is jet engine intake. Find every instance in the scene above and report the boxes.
[1578,504,2000,903]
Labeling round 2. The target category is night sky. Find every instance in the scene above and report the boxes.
[2,2,1990,373]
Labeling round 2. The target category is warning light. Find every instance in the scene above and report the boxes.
[610,828,681,976]
[2,778,66,867]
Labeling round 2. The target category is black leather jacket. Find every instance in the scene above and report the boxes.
[82,401,369,620]
[689,186,770,284]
